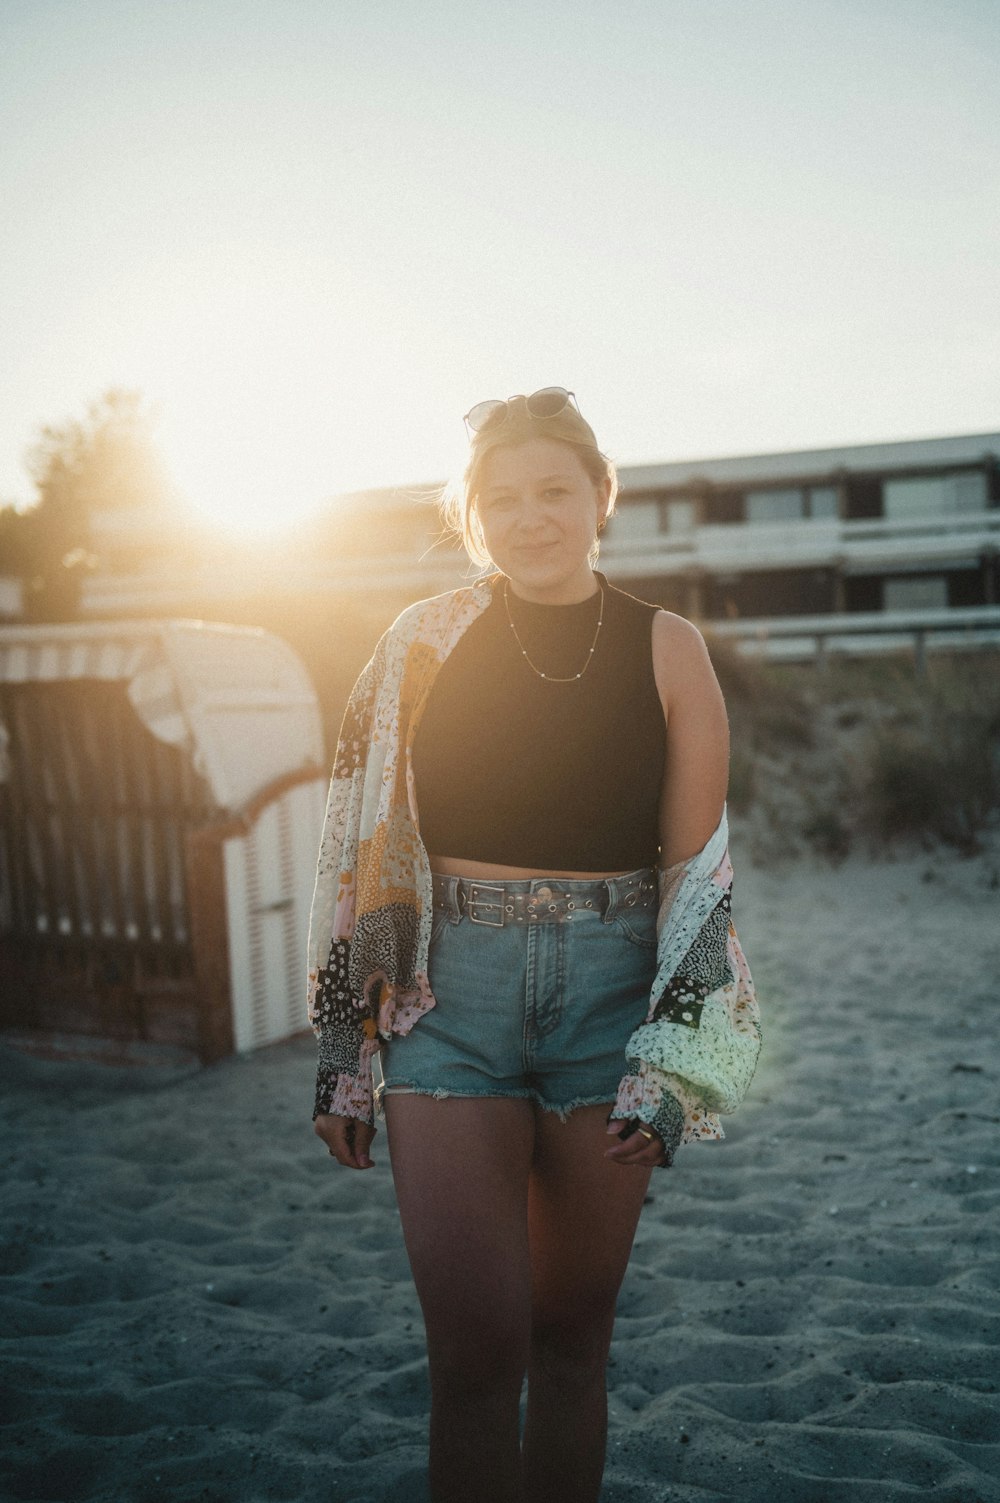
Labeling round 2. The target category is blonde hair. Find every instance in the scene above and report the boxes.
[440,397,619,570]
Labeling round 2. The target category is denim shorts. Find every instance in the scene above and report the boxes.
[378,868,658,1116]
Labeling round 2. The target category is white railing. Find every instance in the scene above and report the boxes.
[602,508,1000,576]
[708,604,1000,668]
[80,553,467,612]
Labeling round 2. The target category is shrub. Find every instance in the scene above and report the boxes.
[704,635,814,753]
[862,655,1000,853]
[727,745,757,815]
[801,805,852,862]
[865,732,952,845]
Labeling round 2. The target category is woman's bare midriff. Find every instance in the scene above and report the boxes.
[427,853,638,881]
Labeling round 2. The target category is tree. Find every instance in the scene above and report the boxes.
[0,389,177,621]
[27,388,175,518]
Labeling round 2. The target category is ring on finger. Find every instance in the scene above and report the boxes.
[637,1127,656,1142]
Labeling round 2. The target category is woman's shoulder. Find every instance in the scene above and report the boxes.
[651,607,709,654]
[386,577,497,645]
[650,610,718,699]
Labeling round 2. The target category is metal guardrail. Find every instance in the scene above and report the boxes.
[708,604,1000,670]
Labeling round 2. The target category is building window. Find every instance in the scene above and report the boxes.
[705,568,837,619]
[744,486,840,524]
[607,500,660,544]
[746,488,805,525]
[883,471,988,519]
[661,497,697,534]
[809,486,839,520]
[883,576,948,612]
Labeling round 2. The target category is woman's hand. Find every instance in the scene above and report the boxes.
[314,1113,377,1170]
[604,1117,673,1169]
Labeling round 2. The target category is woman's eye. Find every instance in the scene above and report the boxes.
[543,488,568,500]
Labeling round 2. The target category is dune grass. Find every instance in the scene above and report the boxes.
[705,638,1000,859]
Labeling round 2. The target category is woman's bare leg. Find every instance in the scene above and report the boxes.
[385,1094,536,1503]
[522,1102,653,1503]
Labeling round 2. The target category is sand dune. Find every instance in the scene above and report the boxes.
[2,838,999,1502]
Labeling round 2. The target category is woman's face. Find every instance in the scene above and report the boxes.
[473,438,610,604]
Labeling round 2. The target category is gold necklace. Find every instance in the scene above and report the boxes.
[503,579,604,682]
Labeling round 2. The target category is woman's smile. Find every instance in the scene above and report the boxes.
[515,539,559,554]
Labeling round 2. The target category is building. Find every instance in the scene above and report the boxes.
[63,428,1000,661]
[605,430,998,609]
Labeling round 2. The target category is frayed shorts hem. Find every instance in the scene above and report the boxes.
[380,1083,616,1124]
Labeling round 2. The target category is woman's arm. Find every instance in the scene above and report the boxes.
[605,611,732,1169]
[651,610,729,868]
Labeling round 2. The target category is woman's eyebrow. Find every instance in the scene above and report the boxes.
[483,472,572,495]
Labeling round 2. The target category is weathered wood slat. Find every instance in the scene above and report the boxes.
[0,735,28,935]
[114,684,161,947]
[46,686,98,938]
[157,725,189,944]
[184,824,234,1062]
[85,685,129,940]
[31,689,75,933]
[5,688,64,936]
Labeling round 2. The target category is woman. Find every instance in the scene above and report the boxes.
[309,388,759,1503]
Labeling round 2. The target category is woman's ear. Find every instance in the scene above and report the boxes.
[596,476,612,534]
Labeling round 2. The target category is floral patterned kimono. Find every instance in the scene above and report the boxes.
[307,580,761,1156]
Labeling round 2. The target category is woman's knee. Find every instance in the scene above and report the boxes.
[529,1304,616,1388]
[428,1320,528,1401]
[421,1289,529,1395]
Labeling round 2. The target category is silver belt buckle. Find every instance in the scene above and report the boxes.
[467,882,505,927]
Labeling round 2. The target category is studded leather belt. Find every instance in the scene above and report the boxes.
[432,871,657,927]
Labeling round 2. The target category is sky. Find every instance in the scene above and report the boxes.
[2,0,998,531]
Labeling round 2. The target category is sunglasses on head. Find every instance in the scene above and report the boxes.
[463,387,579,437]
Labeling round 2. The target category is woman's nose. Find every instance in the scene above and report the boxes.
[513,501,545,531]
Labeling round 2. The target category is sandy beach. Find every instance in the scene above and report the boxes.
[3,835,999,1503]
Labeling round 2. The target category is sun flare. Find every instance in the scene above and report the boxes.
[166,433,330,538]
[135,246,454,539]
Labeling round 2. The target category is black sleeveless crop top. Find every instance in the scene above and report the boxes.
[412,573,666,870]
